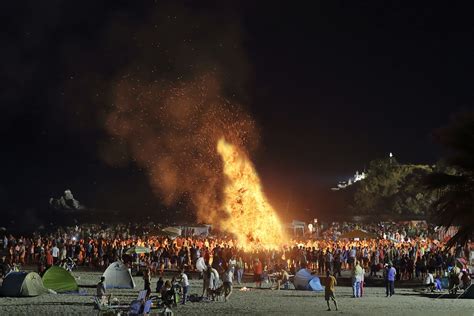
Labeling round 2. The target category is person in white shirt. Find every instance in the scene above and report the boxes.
[52,245,59,264]
[228,256,237,274]
[223,267,234,302]
[352,261,363,298]
[424,271,435,292]
[180,269,189,305]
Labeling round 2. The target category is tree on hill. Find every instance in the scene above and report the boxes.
[352,157,435,217]
[424,111,474,247]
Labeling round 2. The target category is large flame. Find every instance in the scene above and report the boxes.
[217,138,287,251]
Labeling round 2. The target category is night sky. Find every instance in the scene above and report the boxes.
[2,1,473,223]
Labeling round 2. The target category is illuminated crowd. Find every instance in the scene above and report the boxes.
[0,222,471,282]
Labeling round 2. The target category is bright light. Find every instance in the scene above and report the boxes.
[217,138,287,251]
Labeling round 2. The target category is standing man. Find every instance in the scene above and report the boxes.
[51,243,59,265]
[325,249,334,274]
[349,247,357,269]
[180,269,189,305]
[202,265,211,298]
[236,256,244,284]
[253,258,263,288]
[352,261,363,298]
[223,266,234,302]
[228,255,237,274]
[385,263,396,297]
[143,267,152,295]
[325,270,338,311]
[46,247,53,268]
[334,250,342,277]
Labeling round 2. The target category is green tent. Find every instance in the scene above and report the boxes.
[1,272,49,297]
[42,266,79,293]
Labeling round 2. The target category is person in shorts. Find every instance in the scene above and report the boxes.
[253,259,263,288]
[223,266,234,302]
[325,270,338,311]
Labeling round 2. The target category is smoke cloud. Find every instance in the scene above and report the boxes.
[96,3,263,223]
[103,72,258,223]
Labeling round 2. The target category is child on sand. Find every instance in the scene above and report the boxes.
[325,270,338,311]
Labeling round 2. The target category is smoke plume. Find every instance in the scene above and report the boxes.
[71,3,261,223]
[103,72,258,223]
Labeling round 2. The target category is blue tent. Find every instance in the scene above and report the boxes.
[309,277,323,291]
[293,268,323,291]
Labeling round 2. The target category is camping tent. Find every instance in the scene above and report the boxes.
[339,229,377,240]
[103,261,135,289]
[42,266,79,293]
[162,227,181,238]
[1,272,49,297]
[293,268,323,291]
[181,225,211,237]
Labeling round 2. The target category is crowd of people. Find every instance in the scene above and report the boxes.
[0,221,471,298]
[1,222,471,274]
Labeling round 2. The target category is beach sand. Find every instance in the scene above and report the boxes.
[0,270,472,315]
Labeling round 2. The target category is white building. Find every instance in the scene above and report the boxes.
[331,170,367,191]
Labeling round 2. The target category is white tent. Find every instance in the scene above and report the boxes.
[181,225,211,237]
[293,268,323,291]
[103,261,135,289]
[162,227,182,239]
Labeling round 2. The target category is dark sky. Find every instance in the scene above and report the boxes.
[1,1,473,223]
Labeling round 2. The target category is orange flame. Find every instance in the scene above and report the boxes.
[217,138,287,251]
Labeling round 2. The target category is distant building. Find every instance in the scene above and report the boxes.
[286,220,306,236]
[331,170,366,191]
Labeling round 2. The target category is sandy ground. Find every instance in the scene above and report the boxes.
[0,271,472,315]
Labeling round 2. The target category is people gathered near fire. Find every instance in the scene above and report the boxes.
[0,221,471,293]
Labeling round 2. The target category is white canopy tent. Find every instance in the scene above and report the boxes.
[103,261,135,289]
